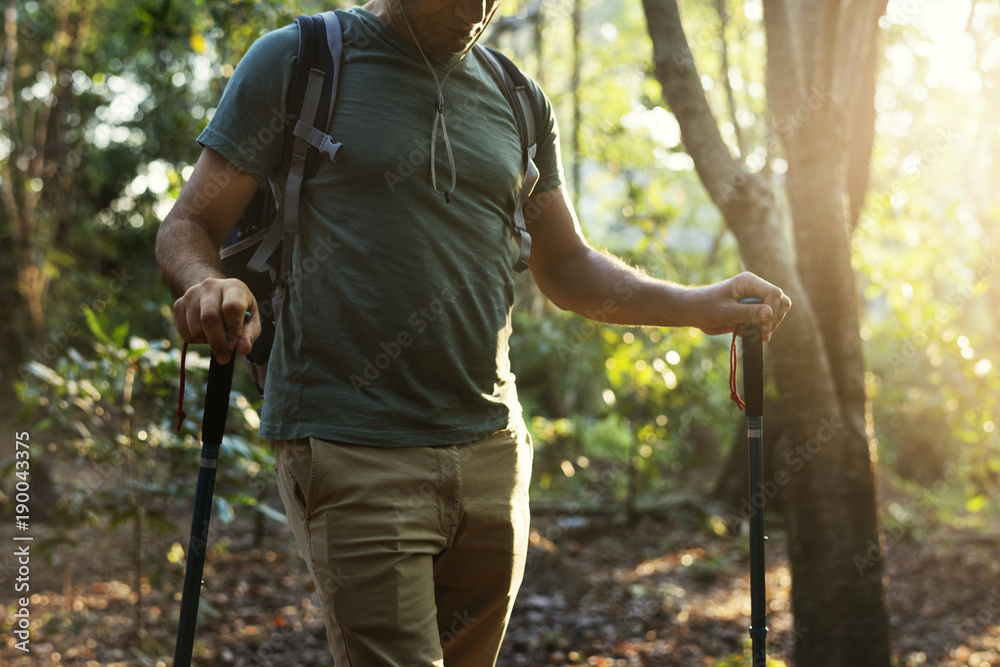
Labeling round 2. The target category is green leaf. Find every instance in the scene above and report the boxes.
[112,321,130,347]
[83,307,111,345]
[966,495,988,513]
[220,493,257,507]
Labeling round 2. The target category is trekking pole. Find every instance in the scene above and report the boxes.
[740,297,768,666]
[174,350,235,666]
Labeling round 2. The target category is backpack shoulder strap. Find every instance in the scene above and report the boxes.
[480,46,540,155]
[287,12,344,173]
[477,46,541,273]
[255,12,344,282]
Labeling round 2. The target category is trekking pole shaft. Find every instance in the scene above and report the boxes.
[174,354,234,667]
[740,298,767,666]
[748,410,767,666]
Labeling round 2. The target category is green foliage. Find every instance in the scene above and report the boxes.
[5,308,274,578]
[513,288,740,506]
[0,0,355,387]
[13,0,998,527]
[854,5,1000,513]
[492,0,754,505]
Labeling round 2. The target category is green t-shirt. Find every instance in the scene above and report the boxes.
[198,8,563,446]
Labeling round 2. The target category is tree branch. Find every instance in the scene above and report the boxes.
[834,0,888,109]
[26,0,72,214]
[640,0,746,209]
[716,0,745,158]
[1,0,23,239]
[762,0,806,126]
[845,6,884,231]
[641,0,843,434]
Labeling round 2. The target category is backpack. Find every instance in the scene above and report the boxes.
[220,11,543,396]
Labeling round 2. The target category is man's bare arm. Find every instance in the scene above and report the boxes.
[155,147,263,363]
[525,186,791,340]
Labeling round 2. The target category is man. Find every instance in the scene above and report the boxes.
[156,0,791,664]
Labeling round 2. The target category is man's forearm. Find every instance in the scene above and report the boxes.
[542,247,697,328]
[155,216,228,299]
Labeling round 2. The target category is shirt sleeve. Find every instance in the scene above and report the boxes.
[524,76,564,195]
[197,24,299,183]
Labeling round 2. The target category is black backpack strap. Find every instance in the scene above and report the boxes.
[248,12,343,279]
[298,13,343,176]
[478,46,541,273]
[284,14,341,175]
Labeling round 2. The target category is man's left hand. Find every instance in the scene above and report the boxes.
[688,272,792,342]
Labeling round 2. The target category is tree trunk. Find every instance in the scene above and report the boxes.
[2,0,92,357]
[711,408,790,522]
[641,1,892,664]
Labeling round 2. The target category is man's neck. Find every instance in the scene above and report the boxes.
[360,0,410,49]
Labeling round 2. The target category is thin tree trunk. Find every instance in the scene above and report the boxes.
[2,0,89,348]
[715,0,745,158]
[641,1,892,664]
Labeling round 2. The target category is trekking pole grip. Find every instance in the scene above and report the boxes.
[739,297,764,418]
[203,354,235,444]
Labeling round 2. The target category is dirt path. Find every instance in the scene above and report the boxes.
[1,501,997,665]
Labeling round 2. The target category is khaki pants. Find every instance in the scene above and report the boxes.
[274,428,533,666]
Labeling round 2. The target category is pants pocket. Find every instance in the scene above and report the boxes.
[276,438,313,523]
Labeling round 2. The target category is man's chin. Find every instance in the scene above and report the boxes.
[427,29,477,57]
[427,41,473,59]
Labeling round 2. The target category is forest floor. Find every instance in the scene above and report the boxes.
[1,473,999,667]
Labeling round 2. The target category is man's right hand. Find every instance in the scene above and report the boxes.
[156,147,265,364]
[173,277,261,365]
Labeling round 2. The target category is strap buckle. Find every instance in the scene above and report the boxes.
[293,120,344,162]
[316,135,343,162]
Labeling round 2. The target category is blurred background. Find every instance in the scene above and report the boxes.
[2,0,999,665]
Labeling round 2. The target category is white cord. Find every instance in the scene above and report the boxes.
[396,0,491,203]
